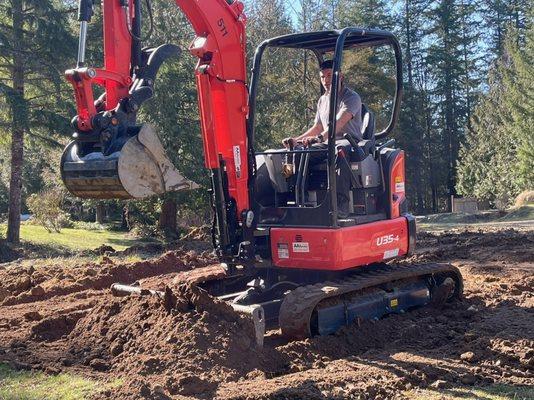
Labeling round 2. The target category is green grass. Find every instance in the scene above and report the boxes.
[407,384,534,400]
[0,363,119,400]
[2,224,156,252]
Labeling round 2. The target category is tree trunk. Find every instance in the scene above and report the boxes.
[121,205,130,231]
[6,0,25,244]
[158,198,177,234]
[95,202,105,224]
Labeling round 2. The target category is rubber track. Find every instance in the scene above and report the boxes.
[278,262,463,339]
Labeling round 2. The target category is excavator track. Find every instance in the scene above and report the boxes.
[279,263,463,339]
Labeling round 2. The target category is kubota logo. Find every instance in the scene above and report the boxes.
[376,234,400,246]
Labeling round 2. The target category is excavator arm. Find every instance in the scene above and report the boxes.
[62,0,253,258]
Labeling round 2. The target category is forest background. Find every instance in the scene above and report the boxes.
[0,0,532,243]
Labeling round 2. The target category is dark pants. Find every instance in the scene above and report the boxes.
[307,139,352,213]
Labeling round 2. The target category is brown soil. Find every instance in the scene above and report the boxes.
[0,227,532,399]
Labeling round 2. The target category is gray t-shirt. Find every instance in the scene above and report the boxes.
[314,86,362,141]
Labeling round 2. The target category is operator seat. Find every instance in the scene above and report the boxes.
[350,103,376,162]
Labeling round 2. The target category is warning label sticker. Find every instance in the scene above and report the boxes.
[233,145,242,178]
[383,248,400,259]
[394,176,405,193]
[292,242,310,253]
[277,243,289,259]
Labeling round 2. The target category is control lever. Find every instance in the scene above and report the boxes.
[378,138,396,151]
[282,138,295,178]
[343,133,359,148]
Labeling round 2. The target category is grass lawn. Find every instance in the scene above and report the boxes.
[0,363,119,400]
[1,224,157,252]
[408,384,534,400]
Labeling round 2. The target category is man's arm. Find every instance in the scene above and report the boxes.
[296,122,323,141]
[317,110,353,143]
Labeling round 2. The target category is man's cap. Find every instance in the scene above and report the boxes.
[320,59,334,70]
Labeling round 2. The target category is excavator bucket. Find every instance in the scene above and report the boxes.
[61,123,198,199]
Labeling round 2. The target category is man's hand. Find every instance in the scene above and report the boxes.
[302,136,318,146]
[282,137,294,148]
[302,134,325,147]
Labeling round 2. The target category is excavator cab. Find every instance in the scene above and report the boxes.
[249,29,404,228]
[60,0,195,199]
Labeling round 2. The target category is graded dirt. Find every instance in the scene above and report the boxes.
[0,227,532,399]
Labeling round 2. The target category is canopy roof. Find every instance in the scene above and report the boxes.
[263,29,395,52]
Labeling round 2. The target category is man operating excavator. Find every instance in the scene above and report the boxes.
[283,60,363,217]
[60,0,463,341]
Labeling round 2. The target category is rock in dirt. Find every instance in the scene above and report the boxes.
[460,374,476,385]
[110,341,124,357]
[23,311,42,321]
[30,285,45,296]
[460,351,476,362]
[13,275,32,292]
[430,380,448,389]
[89,358,110,371]
[0,287,10,302]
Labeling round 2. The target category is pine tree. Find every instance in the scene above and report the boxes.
[457,23,534,206]
[0,0,75,242]
[424,0,481,211]
[501,23,534,189]
[483,0,531,58]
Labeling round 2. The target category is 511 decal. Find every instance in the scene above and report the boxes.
[217,18,229,37]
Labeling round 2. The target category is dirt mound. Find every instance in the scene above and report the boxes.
[70,285,279,399]
[31,310,87,342]
[0,249,214,306]
[412,229,534,263]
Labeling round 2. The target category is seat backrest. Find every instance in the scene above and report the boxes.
[361,103,375,141]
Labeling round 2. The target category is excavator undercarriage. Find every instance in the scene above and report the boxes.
[111,262,462,347]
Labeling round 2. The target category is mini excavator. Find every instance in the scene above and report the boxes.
[61,0,463,344]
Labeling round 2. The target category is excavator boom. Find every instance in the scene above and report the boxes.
[62,0,250,213]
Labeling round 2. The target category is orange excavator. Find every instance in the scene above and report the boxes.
[60,0,462,343]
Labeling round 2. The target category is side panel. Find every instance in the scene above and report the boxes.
[271,217,410,270]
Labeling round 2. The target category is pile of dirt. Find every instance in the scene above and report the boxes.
[70,284,280,399]
[0,249,215,306]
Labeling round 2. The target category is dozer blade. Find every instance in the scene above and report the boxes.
[61,123,198,199]
[110,283,266,348]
